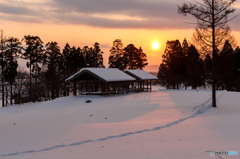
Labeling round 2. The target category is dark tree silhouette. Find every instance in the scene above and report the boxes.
[4,37,22,104]
[45,41,61,100]
[137,47,148,69]
[158,40,185,89]
[218,40,235,90]
[22,35,45,102]
[123,44,138,69]
[122,44,148,70]
[85,43,104,68]
[186,45,204,89]
[109,39,125,70]
[0,30,7,107]
[182,38,189,88]
[178,0,238,107]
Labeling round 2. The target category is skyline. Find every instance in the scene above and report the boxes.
[1,0,240,70]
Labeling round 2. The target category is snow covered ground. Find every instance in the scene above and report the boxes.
[0,87,239,159]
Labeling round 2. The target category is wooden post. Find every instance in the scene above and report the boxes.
[146,81,148,91]
[73,81,77,96]
[117,84,120,94]
[150,80,152,91]
[138,81,139,92]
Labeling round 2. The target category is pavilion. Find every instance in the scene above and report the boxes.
[65,68,158,96]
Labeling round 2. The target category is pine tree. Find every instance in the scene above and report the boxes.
[22,35,45,102]
[0,30,7,107]
[45,41,61,100]
[137,47,148,69]
[158,40,185,89]
[123,44,139,69]
[218,40,235,90]
[84,43,104,68]
[186,45,204,89]
[4,37,22,104]
[109,39,124,70]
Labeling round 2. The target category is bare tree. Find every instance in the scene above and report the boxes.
[178,0,238,107]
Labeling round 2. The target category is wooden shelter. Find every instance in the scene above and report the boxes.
[65,68,136,96]
[124,69,158,92]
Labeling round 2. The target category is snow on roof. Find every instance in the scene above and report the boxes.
[65,68,136,82]
[124,69,158,80]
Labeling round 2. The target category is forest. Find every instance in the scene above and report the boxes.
[158,39,240,91]
[0,36,148,107]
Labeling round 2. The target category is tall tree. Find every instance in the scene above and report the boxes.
[122,44,148,70]
[178,0,237,107]
[62,43,72,96]
[109,39,125,70]
[0,30,7,107]
[4,37,22,105]
[158,40,185,89]
[182,38,189,88]
[85,43,104,68]
[218,40,235,89]
[22,35,45,102]
[137,47,148,69]
[186,45,204,89]
[45,41,61,100]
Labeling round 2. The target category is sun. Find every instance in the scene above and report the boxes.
[152,42,160,50]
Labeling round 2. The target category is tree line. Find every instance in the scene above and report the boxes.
[0,35,148,107]
[158,38,240,91]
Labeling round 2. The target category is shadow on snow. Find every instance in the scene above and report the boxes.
[1,91,225,157]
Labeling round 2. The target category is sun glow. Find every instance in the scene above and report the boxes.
[152,42,160,50]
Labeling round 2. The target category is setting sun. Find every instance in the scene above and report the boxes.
[152,42,160,50]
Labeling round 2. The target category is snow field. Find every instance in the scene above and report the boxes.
[0,88,239,159]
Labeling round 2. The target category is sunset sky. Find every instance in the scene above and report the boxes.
[1,0,240,71]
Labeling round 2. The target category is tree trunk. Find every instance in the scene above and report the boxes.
[29,63,32,102]
[212,0,217,107]
[2,66,4,107]
[10,82,12,105]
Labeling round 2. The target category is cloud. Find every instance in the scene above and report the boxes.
[0,0,240,31]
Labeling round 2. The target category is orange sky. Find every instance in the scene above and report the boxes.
[1,0,240,71]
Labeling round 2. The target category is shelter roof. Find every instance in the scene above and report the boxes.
[124,69,158,80]
[65,68,136,83]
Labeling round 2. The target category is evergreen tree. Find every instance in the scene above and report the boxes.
[4,37,22,104]
[123,44,139,69]
[45,41,61,100]
[22,35,45,102]
[157,40,185,89]
[137,47,148,69]
[182,38,188,88]
[109,39,125,70]
[203,54,213,86]
[218,40,235,90]
[186,45,204,89]
[85,43,104,68]
[0,30,7,107]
